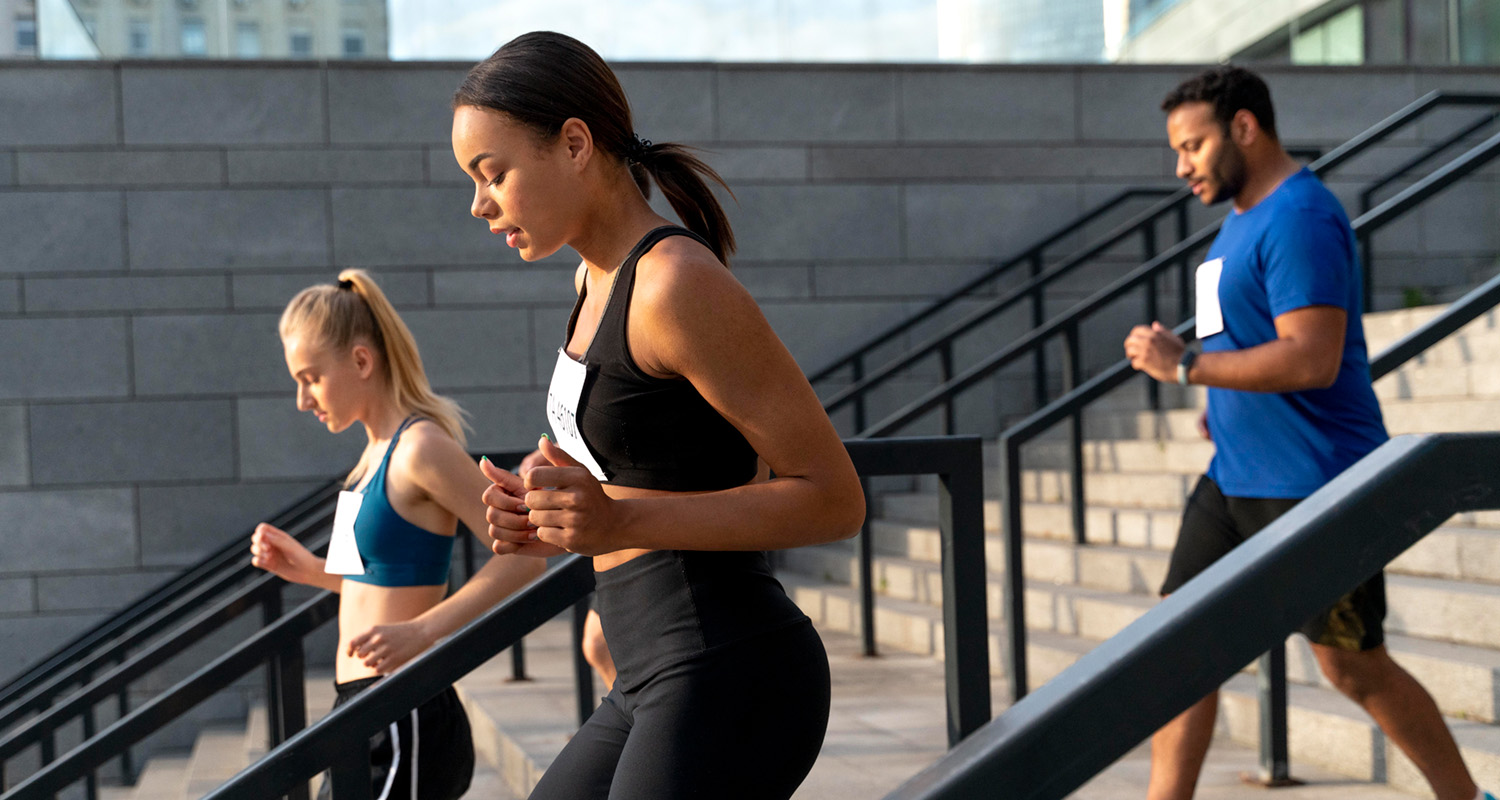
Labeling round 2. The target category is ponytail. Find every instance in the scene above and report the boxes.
[280,269,469,486]
[629,143,736,265]
[453,31,737,265]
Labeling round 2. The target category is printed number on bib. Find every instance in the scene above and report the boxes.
[324,491,366,575]
[546,349,611,482]
[1195,258,1225,339]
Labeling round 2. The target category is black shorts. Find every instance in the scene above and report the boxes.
[1161,475,1386,652]
[315,677,474,800]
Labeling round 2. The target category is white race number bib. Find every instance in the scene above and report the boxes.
[1195,257,1225,339]
[323,490,366,575]
[546,349,611,482]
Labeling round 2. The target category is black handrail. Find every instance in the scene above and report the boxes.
[883,432,1500,800]
[806,187,1177,386]
[0,479,341,715]
[3,591,341,800]
[821,189,1193,420]
[819,91,1500,437]
[188,436,988,800]
[0,501,338,736]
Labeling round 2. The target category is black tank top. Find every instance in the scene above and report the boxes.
[562,226,759,491]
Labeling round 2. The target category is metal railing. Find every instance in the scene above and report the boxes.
[821,93,1499,439]
[807,186,1177,396]
[1,437,988,799]
[883,431,1500,800]
[0,450,532,798]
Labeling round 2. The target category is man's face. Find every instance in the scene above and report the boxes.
[1167,101,1246,206]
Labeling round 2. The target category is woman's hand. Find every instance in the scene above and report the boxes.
[250,523,323,585]
[480,455,569,557]
[347,620,433,674]
[523,436,623,557]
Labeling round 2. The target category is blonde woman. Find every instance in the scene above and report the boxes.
[250,269,543,800]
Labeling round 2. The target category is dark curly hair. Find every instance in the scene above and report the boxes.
[1162,65,1278,140]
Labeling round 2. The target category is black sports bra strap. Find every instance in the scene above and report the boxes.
[566,226,712,346]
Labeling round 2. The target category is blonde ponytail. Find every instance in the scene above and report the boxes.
[280,269,469,486]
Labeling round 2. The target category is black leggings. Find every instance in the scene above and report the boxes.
[530,620,830,800]
[530,549,831,800]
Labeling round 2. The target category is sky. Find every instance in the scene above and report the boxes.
[388,0,942,61]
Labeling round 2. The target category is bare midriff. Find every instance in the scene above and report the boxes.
[335,581,447,682]
[591,473,764,573]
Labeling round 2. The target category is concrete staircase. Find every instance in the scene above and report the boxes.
[97,675,518,800]
[92,303,1498,798]
[781,303,1500,797]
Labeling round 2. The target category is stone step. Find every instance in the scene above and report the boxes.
[182,726,249,799]
[455,616,1010,800]
[100,752,190,800]
[1217,672,1500,795]
[1365,311,1500,368]
[870,499,1500,581]
[1374,358,1500,402]
[780,549,1500,724]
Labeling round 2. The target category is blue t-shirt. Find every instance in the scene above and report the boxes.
[1201,168,1388,498]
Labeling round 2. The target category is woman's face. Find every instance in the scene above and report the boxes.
[452,105,582,262]
[282,333,372,434]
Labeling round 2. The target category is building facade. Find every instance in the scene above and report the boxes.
[0,0,385,59]
[1114,0,1500,65]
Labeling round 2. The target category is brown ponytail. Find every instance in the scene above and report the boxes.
[280,269,468,486]
[453,31,736,265]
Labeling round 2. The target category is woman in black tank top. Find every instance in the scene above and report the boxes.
[453,32,865,800]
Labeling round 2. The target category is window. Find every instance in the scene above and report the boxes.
[128,19,151,55]
[235,21,260,57]
[289,27,313,57]
[15,15,36,53]
[341,27,364,57]
[1290,5,1363,65]
[181,19,206,55]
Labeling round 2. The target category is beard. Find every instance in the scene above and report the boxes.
[1202,140,1248,206]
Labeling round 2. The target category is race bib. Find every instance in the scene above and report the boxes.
[546,349,610,482]
[323,490,366,575]
[1195,258,1225,339]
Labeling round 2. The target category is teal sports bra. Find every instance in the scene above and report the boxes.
[343,417,455,587]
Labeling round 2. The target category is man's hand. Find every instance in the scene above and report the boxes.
[1124,321,1187,384]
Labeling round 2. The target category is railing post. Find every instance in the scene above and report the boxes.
[858,476,878,658]
[1061,325,1087,545]
[1255,642,1298,787]
[1144,274,1161,412]
[1029,252,1048,409]
[509,640,529,681]
[82,666,97,800]
[938,342,955,436]
[571,599,595,727]
[262,590,285,752]
[938,441,990,746]
[851,355,867,435]
[1359,231,1375,313]
[999,436,1029,701]
[116,653,133,787]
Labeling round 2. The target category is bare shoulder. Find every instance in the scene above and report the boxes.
[632,235,751,317]
[391,420,470,484]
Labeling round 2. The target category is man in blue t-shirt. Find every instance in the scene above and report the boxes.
[1124,66,1489,800]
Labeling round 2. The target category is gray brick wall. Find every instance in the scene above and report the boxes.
[0,59,1496,684]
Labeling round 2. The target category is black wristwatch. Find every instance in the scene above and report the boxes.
[1177,349,1197,386]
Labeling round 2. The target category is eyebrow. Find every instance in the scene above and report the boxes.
[467,152,495,171]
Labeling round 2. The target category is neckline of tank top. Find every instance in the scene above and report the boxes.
[567,225,693,366]
[350,415,418,494]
